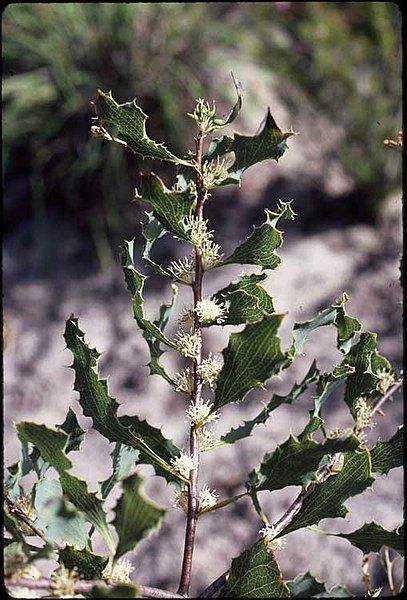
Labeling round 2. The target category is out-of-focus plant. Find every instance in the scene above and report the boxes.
[4,80,403,598]
[238,2,401,219]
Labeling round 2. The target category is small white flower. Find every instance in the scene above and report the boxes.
[102,558,134,585]
[259,525,286,553]
[171,451,195,478]
[187,98,217,134]
[195,298,228,325]
[171,486,189,512]
[199,353,223,386]
[201,241,223,270]
[354,396,375,431]
[202,157,230,187]
[186,397,219,427]
[168,256,195,285]
[5,552,41,580]
[197,427,217,451]
[174,368,194,394]
[375,368,395,394]
[174,329,202,359]
[198,484,219,511]
[50,565,80,597]
[178,306,195,325]
[185,217,213,247]
[329,452,345,474]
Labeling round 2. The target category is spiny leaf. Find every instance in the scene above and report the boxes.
[59,547,109,579]
[278,448,374,537]
[290,293,362,360]
[328,521,404,556]
[220,202,295,269]
[287,572,351,597]
[113,473,166,558]
[206,108,295,187]
[141,214,175,280]
[92,89,190,166]
[248,431,360,492]
[136,173,195,239]
[100,443,139,500]
[211,273,274,326]
[312,364,355,419]
[16,422,113,550]
[212,73,242,129]
[64,317,182,484]
[57,408,86,454]
[33,478,90,547]
[371,426,403,475]
[213,313,288,411]
[218,361,319,446]
[221,538,290,597]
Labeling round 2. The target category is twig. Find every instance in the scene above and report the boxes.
[5,577,185,599]
[371,378,403,417]
[4,494,48,543]
[198,570,229,597]
[177,131,206,596]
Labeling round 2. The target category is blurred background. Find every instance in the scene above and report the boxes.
[3,2,403,596]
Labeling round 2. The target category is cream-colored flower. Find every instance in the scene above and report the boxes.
[50,565,80,597]
[198,484,219,511]
[174,368,194,394]
[259,525,286,553]
[102,558,134,585]
[199,353,223,386]
[186,397,219,427]
[329,452,345,474]
[195,298,228,325]
[375,368,396,394]
[354,397,375,431]
[197,427,217,451]
[178,306,195,325]
[171,486,189,512]
[201,241,223,270]
[187,98,217,134]
[185,217,213,247]
[202,157,230,187]
[174,329,202,359]
[168,256,195,285]
[171,451,195,478]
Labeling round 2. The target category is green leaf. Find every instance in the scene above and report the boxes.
[278,448,374,537]
[16,422,114,550]
[57,408,86,454]
[100,443,139,500]
[371,426,403,475]
[93,89,190,166]
[59,547,109,579]
[248,431,360,492]
[287,572,351,598]
[141,214,174,279]
[221,538,290,597]
[33,478,90,547]
[64,317,182,484]
[5,440,43,500]
[136,172,195,239]
[329,522,404,556]
[212,73,242,129]
[312,364,355,419]
[218,362,319,446]
[86,584,139,598]
[206,108,295,187]
[212,273,274,326]
[290,293,362,360]
[220,202,295,269]
[213,313,288,411]
[315,585,351,598]
[113,473,166,558]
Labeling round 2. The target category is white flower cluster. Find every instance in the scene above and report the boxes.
[202,157,230,188]
[198,484,219,511]
[174,367,194,394]
[201,240,223,270]
[171,451,195,478]
[354,396,375,431]
[186,397,219,427]
[199,353,223,386]
[259,525,286,553]
[197,426,217,451]
[376,368,396,394]
[102,558,135,585]
[168,256,195,285]
[187,98,217,134]
[174,329,202,359]
[50,565,80,597]
[185,217,213,247]
[171,486,189,512]
[196,298,228,325]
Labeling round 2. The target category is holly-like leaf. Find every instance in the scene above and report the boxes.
[218,362,319,446]
[113,473,166,558]
[92,89,190,166]
[57,408,86,454]
[312,364,355,419]
[33,478,90,547]
[328,522,404,556]
[59,547,109,579]
[64,317,182,484]
[100,444,139,500]
[287,572,351,597]
[290,293,362,360]
[136,173,195,240]
[278,448,374,537]
[221,538,290,597]
[212,73,242,130]
[211,273,274,326]
[213,313,288,411]
[16,422,114,550]
[205,109,295,187]
[371,426,403,475]
[248,430,360,493]
[220,202,295,270]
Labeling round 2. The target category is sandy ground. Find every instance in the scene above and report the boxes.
[3,183,403,596]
